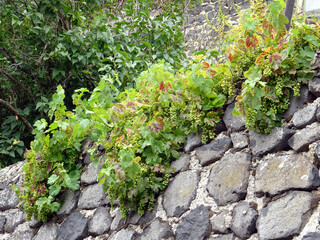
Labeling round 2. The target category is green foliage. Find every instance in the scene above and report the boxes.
[0,115,26,168]
[94,61,225,217]
[13,86,96,221]
[0,0,188,167]
[226,0,320,133]
[15,59,226,221]
[14,0,319,222]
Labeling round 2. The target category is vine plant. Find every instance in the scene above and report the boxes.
[227,0,319,133]
[14,0,320,221]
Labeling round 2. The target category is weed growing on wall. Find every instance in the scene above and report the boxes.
[227,0,319,133]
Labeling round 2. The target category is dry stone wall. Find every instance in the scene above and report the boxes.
[183,0,250,57]
[1,58,320,239]
[1,2,320,240]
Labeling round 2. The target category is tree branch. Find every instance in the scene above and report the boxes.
[0,67,36,103]
[0,98,33,133]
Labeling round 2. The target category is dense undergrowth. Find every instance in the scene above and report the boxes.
[14,0,320,221]
[0,0,197,167]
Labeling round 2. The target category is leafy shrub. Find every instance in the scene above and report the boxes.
[0,0,189,167]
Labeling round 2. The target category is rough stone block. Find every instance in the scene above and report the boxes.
[195,136,232,166]
[184,133,202,152]
[108,228,137,240]
[57,212,88,240]
[292,104,317,128]
[4,210,26,233]
[0,186,19,211]
[257,191,313,240]
[88,207,112,236]
[57,189,79,218]
[288,123,320,152]
[283,85,313,119]
[171,154,190,174]
[249,127,294,156]
[207,152,251,206]
[163,171,199,217]
[222,102,246,131]
[136,218,174,240]
[255,153,320,196]
[176,206,211,240]
[309,77,320,97]
[78,183,108,209]
[211,210,229,234]
[230,201,258,239]
[230,132,248,149]
[34,222,58,240]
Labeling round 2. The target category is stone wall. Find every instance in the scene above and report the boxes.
[182,0,250,57]
[1,2,320,240]
[1,51,320,240]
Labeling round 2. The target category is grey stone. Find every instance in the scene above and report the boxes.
[207,152,251,206]
[288,123,320,152]
[110,209,127,231]
[0,186,19,211]
[83,153,91,165]
[89,207,112,236]
[257,191,313,240]
[28,217,42,228]
[126,211,141,225]
[12,228,34,240]
[176,205,211,240]
[108,228,137,240]
[187,30,196,38]
[81,138,94,153]
[230,202,258,239]
[4,210,26,233]
[230,132,248,149]
[283,85,313,119]
[205,5,213,11]
[316,106,320,121]
[78,183,107,209]
[80,163,99,185]
[249,127,294,156]
[163,171,199,217]
[223,102,246,131]
[137,201,158,225]
[0,161,24,186]
[171,154,190,174]
[187,15,196,24]
[309,77,320,97]
[0,183,6,190]
[207,11,216,20]
[195,136,232,166]
[34,222,58,240]
[0,216,5,234]
[316,142,320,162]
[211,211,229,234]
[57,212,88,240]
[208,234,236,240]
[57,189,79,218]
[302,232,320,240]
[292,104,317,128]
[136,218,174,240]
[255,153,320,196]
[184,133,202,152]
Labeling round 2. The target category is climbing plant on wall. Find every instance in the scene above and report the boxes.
[14,0,320,221]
